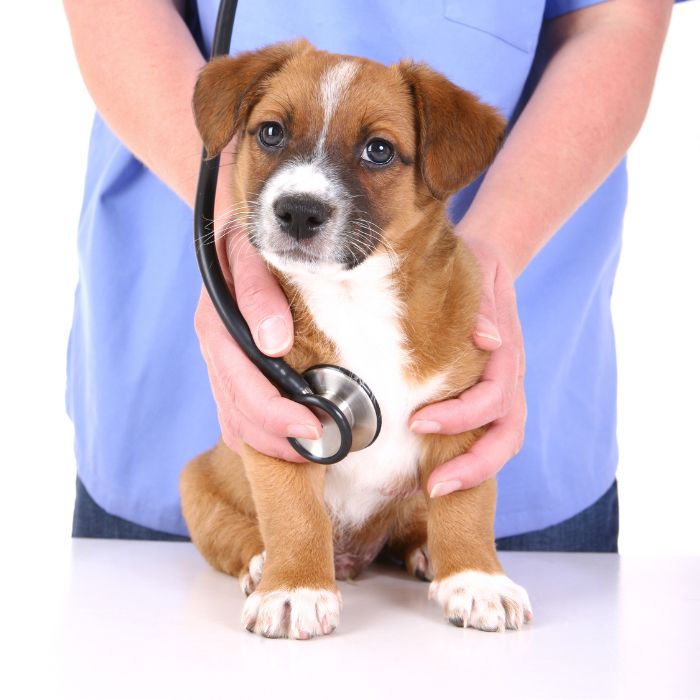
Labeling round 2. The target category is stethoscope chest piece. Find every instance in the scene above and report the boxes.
[288,365,382,465]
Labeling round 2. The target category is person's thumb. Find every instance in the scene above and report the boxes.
[473,261,502,351]
[231,237,293,357]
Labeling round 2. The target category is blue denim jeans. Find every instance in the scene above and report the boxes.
[72,477,618,552]
[72,478,189,542]
[496,480,618,552]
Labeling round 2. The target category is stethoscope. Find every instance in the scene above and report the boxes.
[193,0,382,464]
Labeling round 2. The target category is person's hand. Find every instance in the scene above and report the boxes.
[409,240,526,497]
[194,228,322,462]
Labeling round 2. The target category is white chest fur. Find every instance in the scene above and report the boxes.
[288,255,445,530]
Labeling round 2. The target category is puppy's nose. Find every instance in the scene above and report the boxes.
[274,195,332,241]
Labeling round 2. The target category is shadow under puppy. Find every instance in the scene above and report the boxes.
[181,39,532,639]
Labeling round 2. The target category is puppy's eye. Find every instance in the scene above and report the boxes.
[361,139,394,166]
[259,122,284,148]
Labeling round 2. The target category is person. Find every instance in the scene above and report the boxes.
[63,0,678,549]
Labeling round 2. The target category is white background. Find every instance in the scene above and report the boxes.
[0,2,698,560]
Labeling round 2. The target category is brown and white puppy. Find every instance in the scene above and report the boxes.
[180,40,532,639]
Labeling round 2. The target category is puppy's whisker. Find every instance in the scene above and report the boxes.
[228,234,257,269]
[346,239,363,267]
[347,232,374,257]
[357,225,400,266]
[211,205,259,222]
[348,218,399,267]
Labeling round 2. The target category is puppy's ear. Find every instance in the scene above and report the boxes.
[193,39,311,158]
[399,61,506,199]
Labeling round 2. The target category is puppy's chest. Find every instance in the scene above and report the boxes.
[290,258,445,529]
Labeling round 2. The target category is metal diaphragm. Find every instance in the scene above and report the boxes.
[291,365,382,463]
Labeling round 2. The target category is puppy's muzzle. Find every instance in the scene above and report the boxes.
[274,195,333,241]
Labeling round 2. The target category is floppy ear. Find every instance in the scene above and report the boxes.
[193,39,311,158]
[398,61,506,199]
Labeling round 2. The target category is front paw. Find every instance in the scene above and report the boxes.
[242,587,342,640]
[429,570,533,632]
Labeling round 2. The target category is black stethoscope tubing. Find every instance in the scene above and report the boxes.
[193,0,368,465]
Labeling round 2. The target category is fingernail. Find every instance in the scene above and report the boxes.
[410,420,442,434]
[287,424,321,441]
[256,315,291,354]
[430,480,462,498]
[475,314,502,346]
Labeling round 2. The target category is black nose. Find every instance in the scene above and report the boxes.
[274,195,332,241]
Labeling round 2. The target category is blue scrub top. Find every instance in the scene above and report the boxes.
[67,0,623,537]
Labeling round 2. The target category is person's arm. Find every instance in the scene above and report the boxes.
[64,0,203,203]
[462,0,674,276]
[63,0,320,460]
[412,0,675,497]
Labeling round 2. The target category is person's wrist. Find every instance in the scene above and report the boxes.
[454,217,524,280]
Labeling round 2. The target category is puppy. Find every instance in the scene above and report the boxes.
[181,40,532,639]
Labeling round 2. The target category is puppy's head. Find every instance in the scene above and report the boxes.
[194,41,505,274]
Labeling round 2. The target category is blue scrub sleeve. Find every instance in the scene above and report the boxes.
[546,0,689,19]
[544,0,608,20]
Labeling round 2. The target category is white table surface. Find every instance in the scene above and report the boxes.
[10,540,700,699]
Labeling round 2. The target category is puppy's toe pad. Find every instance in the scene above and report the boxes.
[429,570,532,632]
[242,587,341,640]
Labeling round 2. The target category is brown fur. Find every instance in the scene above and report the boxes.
[181,41,510,631]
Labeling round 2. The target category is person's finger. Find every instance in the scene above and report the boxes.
[410,347,520,434]
[205,344,310,462]
[196,289,322,441]
[204,319,322,440]
[216,405,308,463]
[426,379,527,497]
[474,315,502,351]
[472,257,502,351]
[412,260,522,434]
[229,234,294,357]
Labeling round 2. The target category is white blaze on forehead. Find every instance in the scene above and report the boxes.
[318,60,359,150]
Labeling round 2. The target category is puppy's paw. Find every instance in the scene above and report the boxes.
[239,551,266,596]
[406,544,434,581]
[429,570,533,632]
[242,587,342,640]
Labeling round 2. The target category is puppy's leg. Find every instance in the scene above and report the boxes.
[240,444,340,640]
[385,496,433,581]
[420,434,533,632]
[180,443,265,592]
